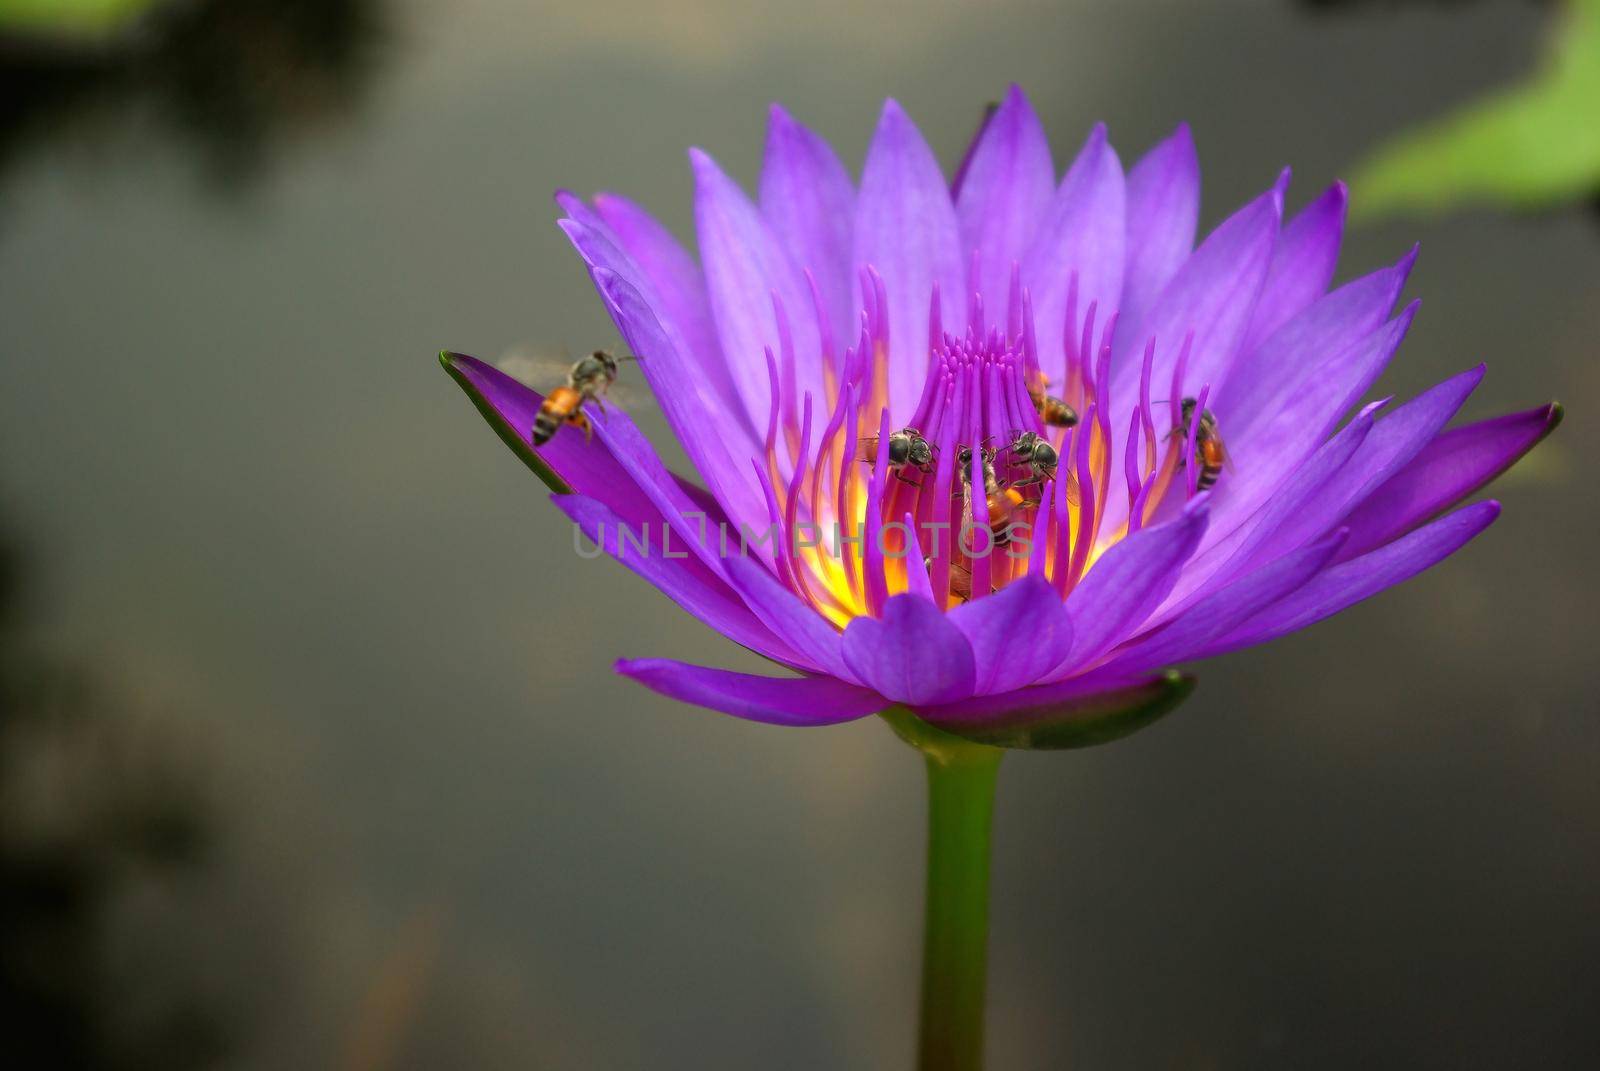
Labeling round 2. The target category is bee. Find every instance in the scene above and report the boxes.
[1006,431,1058,488]
[957,444,1036,549]
[1025,370,1079,428]
[1173,397,1229,491]
[858,427,935,481]
[1005,431,1080,505]
[532,350,633,446]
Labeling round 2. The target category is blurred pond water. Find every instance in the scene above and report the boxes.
[1,1,1597,1067]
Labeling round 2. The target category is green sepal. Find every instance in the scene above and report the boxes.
[902,670,1196,752]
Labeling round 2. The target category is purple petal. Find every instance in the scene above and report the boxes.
[760,104,857,351]
[1050,503,1209,678]
[842,592,977,706]
[1118,123,1200,345]
[443,351,674,520]
[586,266,772,536]
[691,147,823,430]
[955,84,1055,321]
[1110,183,1281,411]
[1178,405,1377,603]
[557,213,756,457]
[1103,528,1347,676]
[721,555,855,681]
[1202,501,1501,656]
[588,191,742,418]
[1239,181,1347,356]
[1219,247,1415,432]
[616,658,886,727]
[556,495,807,669]
[1222,365,1483,573]
[1022,123,1126,386]
[1339,404,1560,559]
[1207,302,1418,554]
[853,100,968,418]
[950,100,1000,199]
[947,574,1074,695]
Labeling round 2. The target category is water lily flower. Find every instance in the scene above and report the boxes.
[444,87,1558,1071]
[442,87,1556,748]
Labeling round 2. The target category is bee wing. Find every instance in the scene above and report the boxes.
[497,348,657,411]
[595,378,655,411]
[856,436,881,464]
[494,346,575,388]
[1059,469,1081,508]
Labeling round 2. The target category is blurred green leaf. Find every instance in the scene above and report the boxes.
[0,0,170,38]
[1351,0,1600,218]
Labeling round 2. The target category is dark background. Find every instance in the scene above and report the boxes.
[1,1,1596,1067]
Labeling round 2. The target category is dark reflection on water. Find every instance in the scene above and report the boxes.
[0,0,1597,1068]
[0,512,222,1069]
[0,0,386,191]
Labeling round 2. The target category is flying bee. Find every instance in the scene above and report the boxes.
[530,349,635,446]
[1172,396,1229,491]
[858,427,935,481]
[1025,369,1079,428]
[957,443,1035,549]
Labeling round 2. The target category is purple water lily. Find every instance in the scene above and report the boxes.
[442,87,1556,747]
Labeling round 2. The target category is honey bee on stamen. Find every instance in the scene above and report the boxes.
[1025,369,1079,428]
[958,444,1035,550]
[531,350,636,446]
[1004,430,1080,506]
[858,427,935,482]
[1172,396,1230,491]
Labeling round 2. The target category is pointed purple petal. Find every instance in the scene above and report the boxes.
[585,265,772,534]
[1106,529,1348,676]
[692,147,823,429]
[721,555,855,681]
[1203,501,1501,656]
[842,592,976,705]
[955,85,1055,320]
[1219,247,1415,432]
[1112,184,1280,404]
[1339,404,1560,558]
[442,351,695,526]
[853,100,967,417]
[582,192,740,422]
[760,104,857,351]
[1118,123,1199,343]
[1217,366,1483,575]
[947,574,1074,695]
[616,659,885,726]
[1208,302,1418,554]
[556,495,807,668]
[1238,182,1347,356]
[1022,123,1126,386]
[1050,504,1208,678]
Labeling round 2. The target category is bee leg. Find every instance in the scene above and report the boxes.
[569,411,592,442]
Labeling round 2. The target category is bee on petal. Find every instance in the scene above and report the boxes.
[530,350,636,446]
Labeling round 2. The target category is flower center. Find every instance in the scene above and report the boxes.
[754,268,1202,627]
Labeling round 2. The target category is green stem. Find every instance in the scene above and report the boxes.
[883,710,1003,1071]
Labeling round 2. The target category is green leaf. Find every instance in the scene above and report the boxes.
[1350,0,1600,218]
[905,670,1196,752]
